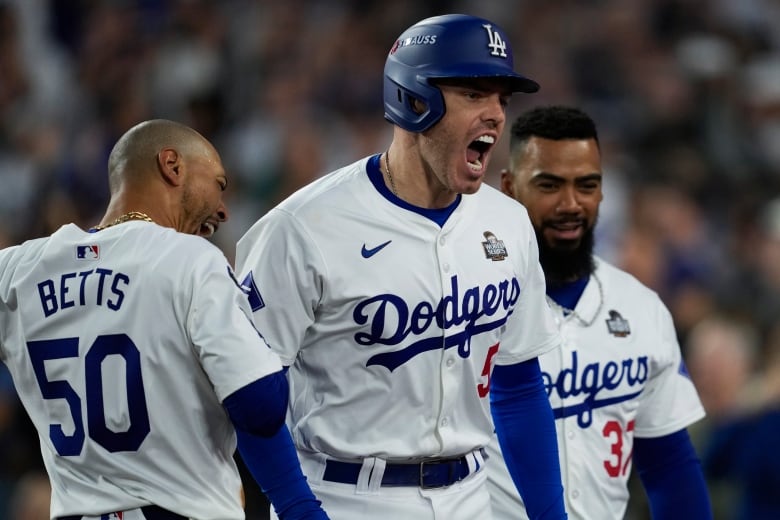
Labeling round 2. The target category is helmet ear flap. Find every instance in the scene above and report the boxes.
[383,75,445,133]
[411,97,427,114]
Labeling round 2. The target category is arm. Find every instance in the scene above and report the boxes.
[236,425,329,520]
[224,368,329,520]
[222,371,288,437]
[634,429,713,519]
[490,358,567,520]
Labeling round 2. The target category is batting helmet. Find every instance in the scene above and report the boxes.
[383,14,540,133]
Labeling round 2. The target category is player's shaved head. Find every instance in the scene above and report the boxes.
[107,119,209,192]
[100,118,228,237]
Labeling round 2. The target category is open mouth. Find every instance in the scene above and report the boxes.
[199,221,217,237]
[467,134,495,172]
[546,220,584,241]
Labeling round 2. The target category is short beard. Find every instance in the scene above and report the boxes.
[536,226,596,288]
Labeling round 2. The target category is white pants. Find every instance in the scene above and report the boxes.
[270,451,494,520]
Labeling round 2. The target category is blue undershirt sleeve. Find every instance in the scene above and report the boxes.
[490,358,567,519]
[634,429,713,519]
[236,425,329,520]
[223,370,289,437]
[225,367,329,519]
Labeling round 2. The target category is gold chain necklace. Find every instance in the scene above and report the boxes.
[90,211,153,231]
[546,272,604,327]
[383,151,398,197]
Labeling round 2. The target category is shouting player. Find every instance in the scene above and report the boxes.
[234,14,567,520]
[0,120,326,520]
[487,105,713,519]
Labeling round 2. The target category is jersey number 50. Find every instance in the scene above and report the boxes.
[27,334,151,456]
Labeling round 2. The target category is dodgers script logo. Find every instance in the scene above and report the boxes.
[543,351,649,428]
[353,274,520,371]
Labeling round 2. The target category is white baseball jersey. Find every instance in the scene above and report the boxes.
[486,257,706,520]
[235,154,560,462]
[0,221,283,520]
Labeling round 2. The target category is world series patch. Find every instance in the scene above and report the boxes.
[605,310,630,337]
[482,231,508,261]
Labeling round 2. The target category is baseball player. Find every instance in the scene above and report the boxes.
[487,105,712,519]
[0,120,326,520]
[234,14,567,520]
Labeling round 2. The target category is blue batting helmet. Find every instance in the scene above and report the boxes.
[383,14,540,133]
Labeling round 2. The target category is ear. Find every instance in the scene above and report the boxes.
[158,148,184,187]
[411,97,428,115]
[499,168,515,197]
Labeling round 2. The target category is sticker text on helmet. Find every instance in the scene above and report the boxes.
[390,34,438,55]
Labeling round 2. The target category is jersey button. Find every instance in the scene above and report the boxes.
[440,418,449,427]
[446,358,455,367]
[442,262,450,272]
[571,489,580,499]
[567,430,575,439]
[439,237,446,246]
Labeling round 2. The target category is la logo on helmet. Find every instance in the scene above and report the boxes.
[483,24,507,58]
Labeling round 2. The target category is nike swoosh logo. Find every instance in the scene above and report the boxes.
[361,240,392,258]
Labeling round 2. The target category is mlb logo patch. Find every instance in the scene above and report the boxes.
[76,245,99,260]
[100,512,123,520]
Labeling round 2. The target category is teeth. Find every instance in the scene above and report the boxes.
[476,135,495,144]
[468,158,483,171]
[201,222,216,237]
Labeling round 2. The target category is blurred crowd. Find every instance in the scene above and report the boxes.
[1,0,779,518]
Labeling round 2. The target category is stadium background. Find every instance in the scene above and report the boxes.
[2,0,779,518]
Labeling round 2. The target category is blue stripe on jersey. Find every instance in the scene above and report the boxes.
[552,389,643,428]
[366,154,461,227]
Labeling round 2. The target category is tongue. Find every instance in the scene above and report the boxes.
[467,148,480,164]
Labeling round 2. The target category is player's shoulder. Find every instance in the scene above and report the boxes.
[0,226,81,297]
[240,156,372,242]
[0,236,45,261]
[474,183,531,215]
[275,155,371,215]
[595,256,664,305]
[0,239,39,277]
[94,224,230,275]
[0,225,72,272]
[464,184,533,239]
[151,225,228,264]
